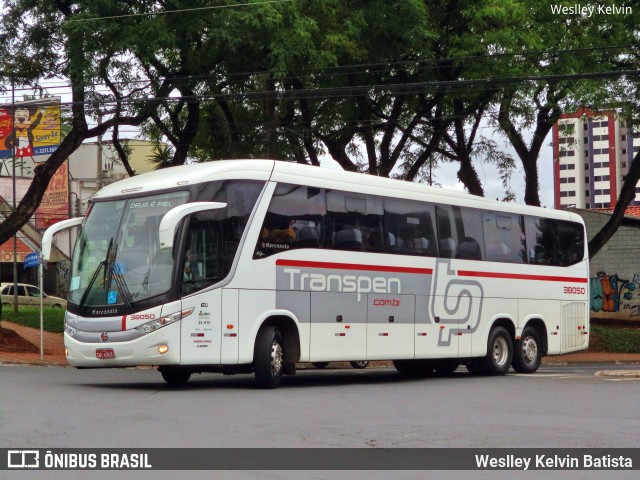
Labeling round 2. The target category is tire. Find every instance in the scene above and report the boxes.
[512,327,542,373]
[254,326,284,389]
[312,362,329,369]
[433,359,458,376]
[350,360,369,369]
[159,367,191,386]
[477,326,513,376]
[465,359,484,376]
[393,359,434,377]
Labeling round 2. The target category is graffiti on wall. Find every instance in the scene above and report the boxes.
[591,272,640,318]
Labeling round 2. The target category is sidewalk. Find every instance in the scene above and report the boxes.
[0,321,639,367]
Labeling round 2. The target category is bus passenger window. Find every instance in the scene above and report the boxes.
[327,191,383,253]
[384,198,437,257]
[525,216,557,265]
[254,183,327,258]
[482,212,526,263]
[556,221,585,266]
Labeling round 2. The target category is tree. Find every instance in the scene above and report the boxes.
[493,0,633,206]
[0,0,171,246]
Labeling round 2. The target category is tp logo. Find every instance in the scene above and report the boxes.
[430,259,484,346]
[7,450,39,468]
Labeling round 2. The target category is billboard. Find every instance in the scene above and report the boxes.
[35,160,69,230]
[0,97,61,159]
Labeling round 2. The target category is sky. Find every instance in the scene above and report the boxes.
[320,133,555,208]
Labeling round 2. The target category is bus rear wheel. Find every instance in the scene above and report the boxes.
[477,326,513,376]
[393,359,434,377]
[512,327,542,373]
[159,367,191,386]
[254,326,284,389]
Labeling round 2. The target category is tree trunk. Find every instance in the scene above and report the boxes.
[588,150,640,258]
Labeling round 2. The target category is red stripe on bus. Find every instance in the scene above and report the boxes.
[275,259,433,275]
[457,270,588,283]
[122,315,127,331]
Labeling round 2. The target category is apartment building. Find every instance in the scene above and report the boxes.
[553,107,640,209]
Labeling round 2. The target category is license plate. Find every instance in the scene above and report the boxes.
[96,348,115,359]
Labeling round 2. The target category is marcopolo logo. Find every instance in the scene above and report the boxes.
[8,450,39,468]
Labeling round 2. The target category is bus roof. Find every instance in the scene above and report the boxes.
[93,159,581,223]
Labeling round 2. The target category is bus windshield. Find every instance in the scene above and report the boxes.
[69,191,190,309]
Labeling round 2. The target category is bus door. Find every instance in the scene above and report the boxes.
[178,219,225,365]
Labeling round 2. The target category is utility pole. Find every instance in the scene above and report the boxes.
[97,111,103,189]
[11,74,18,314]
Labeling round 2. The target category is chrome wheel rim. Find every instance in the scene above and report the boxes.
[521,336,538,365]
[493,336,509,367]
[271,340,283,376]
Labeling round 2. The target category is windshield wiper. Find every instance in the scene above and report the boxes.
[78,237,114,309]
[112,269,133,309]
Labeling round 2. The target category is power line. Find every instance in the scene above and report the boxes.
[1,44,637,95]
[64,0,297,24]
[1,66,637,107]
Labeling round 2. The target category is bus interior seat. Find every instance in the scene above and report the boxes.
[334,228,362,251]
[455,237,482,260]
[439,237,457,258]
[413,237,430,254]
[297,226,321,248]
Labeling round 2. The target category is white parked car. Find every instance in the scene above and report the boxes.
[0,283,67,308]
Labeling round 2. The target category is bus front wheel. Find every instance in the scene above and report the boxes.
[159,367,191,386]
[512,327,542,373]
[254,326,284,389]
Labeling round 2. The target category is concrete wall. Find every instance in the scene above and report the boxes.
[573,209,640,320]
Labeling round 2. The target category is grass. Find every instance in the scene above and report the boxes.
[590,324,640,354]
[1,306,65,333]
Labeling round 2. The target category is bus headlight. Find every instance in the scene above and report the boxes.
[65,324,78,337]
[134,307,194,334]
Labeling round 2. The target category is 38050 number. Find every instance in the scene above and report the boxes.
[563,286,586,295]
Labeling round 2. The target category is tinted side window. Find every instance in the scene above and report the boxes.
[525,216,557,265]
[182,180,264,294]
[26,286,41,297]
[384,198,437,256]
[255,183,327,258]
[327,191,384,252]
[436,205,461,258]
[436,205,483,260]
[556,221,585,266]
[483,212,526,263]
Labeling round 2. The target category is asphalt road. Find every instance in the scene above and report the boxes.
[1,364,639,480]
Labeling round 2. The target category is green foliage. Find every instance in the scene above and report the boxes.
[3,306,65,333]
[1,0,638,203]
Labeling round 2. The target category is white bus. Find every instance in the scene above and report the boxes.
[43,160,589,388]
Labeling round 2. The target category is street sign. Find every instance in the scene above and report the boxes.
[23,252,40,270]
